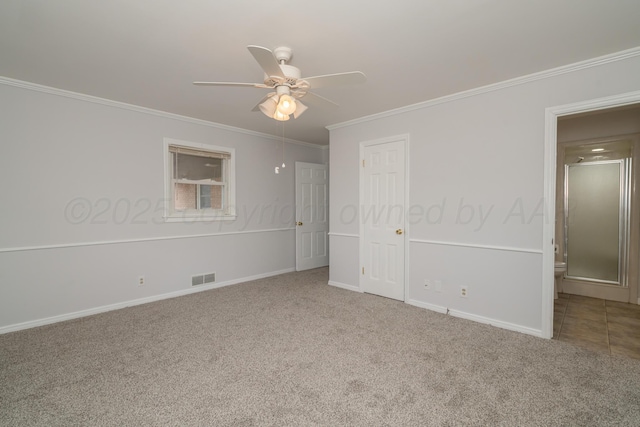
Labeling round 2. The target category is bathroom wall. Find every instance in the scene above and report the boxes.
[558,105,640,142]
[329,49,640,336]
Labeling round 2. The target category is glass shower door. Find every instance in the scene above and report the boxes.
[564,159,629,285]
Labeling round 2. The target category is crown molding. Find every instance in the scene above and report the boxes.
[327,46,640,131]
[0,76,323,149]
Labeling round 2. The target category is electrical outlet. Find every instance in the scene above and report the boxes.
[424,279,432,289]
[138,276,145,286]
[460,286,468,297]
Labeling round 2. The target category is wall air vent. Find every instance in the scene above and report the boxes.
[192,272,216,286]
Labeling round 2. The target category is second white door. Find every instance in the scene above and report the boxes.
[295,162,329,271]
[361,138,406,301]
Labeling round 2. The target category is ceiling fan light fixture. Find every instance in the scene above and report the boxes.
[293,100,308,119]
[259,96,279,118]
[273,110,290,121]
[276,94,297,116]
[194,45,366,123]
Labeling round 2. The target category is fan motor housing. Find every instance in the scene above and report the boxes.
[273,46,293,63]
[264,64,300,87]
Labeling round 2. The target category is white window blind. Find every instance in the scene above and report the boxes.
[168,145,231,159]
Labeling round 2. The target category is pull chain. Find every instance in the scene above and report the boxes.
[281,121,286,168]
[275,121,286,174]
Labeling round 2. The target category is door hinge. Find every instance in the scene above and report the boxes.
[362,267,364,275]
[362,159,365,167]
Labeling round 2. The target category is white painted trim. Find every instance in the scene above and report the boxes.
[407,300,542,337]
[0,268,295,335]
[404,136,411,303]
[409,238,543,254]
[163,137,237,221]
[547,90,640,117]
[327,46,640,131]
[0,227,295,254]
[359,134,410,301]
[328,232,359,238]
[406,299,448,314]
[542,89,640,339]
[328,280,362,293]
[447,309,543,338]
[332,282,548,341]
[0,76,322,149]
[542,108,558,340]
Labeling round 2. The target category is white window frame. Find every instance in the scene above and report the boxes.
[163,137,236,222]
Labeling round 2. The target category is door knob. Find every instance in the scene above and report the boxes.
[297,222,303,226]
[396,229,403,235]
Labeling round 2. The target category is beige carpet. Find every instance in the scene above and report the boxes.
[2,267,640,426]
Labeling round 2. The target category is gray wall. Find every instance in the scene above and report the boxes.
[0,81,325,331]
[328,50,640,336]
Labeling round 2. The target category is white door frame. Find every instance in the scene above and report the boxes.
[359,134,410,300]
[542,90,640,339]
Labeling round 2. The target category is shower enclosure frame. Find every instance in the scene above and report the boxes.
[563,158,631,287]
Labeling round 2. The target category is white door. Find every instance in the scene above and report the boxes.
[361,139,406,301]
[295,162,329,271]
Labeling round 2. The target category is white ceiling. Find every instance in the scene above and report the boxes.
[2,0,640,146]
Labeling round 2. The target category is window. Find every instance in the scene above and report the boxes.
[164,138,236,221]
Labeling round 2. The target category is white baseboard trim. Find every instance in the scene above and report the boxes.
[407,299,543,338]
[406,299,448,314]
[448,309,543,338]
[0,268,295,335]
[328,280,362,293]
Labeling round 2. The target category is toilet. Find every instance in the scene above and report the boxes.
[554,261,567,299]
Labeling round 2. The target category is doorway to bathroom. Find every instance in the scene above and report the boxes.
[543,92,640,339]
[557,136,637,302]
[555,105,640,304]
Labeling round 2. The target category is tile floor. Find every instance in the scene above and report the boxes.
[554,293,640,360]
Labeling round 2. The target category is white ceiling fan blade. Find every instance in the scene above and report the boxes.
[303,71,366,89]
[247,45,285,79]
[299,91,339,109]
[193,81,270,88]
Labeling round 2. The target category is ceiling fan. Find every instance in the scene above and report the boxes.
[194,45,366,121]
